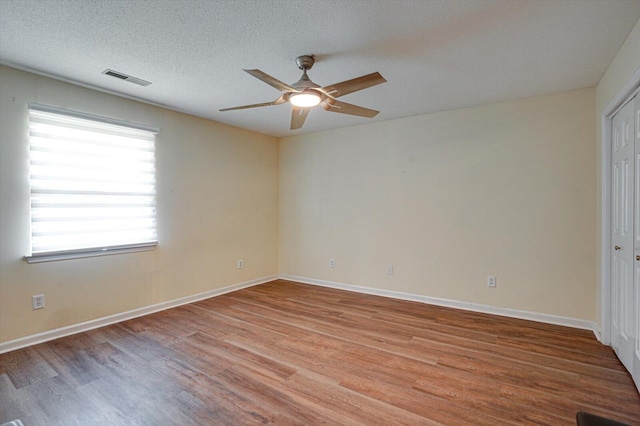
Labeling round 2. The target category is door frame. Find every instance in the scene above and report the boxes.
[599,68,640,345]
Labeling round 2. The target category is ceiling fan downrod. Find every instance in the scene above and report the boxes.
[292,55,320,91]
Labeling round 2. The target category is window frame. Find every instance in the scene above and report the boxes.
[25,103,160,264]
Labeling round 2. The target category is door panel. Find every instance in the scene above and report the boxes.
[611,97,635,372]
[633,96,640,390]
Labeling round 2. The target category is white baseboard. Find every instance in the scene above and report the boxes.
[593,324,603,343]
[2,273,598,355]
[0,275,278,354]
[279,274,597,333]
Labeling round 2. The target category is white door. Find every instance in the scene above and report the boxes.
[611,97,635,372]
[633,96,640,389]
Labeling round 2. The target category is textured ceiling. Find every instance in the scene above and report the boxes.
[1,0,639,137]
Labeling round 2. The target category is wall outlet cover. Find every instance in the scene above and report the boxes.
[32,294,45,310]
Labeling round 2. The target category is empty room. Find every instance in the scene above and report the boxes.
[1,0,640,424]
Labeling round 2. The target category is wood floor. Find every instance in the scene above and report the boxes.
[1,280,638,425]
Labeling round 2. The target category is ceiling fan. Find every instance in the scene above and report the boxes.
[220,55,387,130]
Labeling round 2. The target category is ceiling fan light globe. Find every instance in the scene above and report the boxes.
[290,93,321,108]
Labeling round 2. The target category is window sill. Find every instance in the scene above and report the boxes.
[25,243,157,264]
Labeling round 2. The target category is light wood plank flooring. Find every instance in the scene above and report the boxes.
[1,279,638,425]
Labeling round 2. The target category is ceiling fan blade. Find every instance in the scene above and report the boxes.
[244,69,297,92]
[321,72,386,98]
[323,99,379,118]
[291,106,310,130]
[220,94,286,112]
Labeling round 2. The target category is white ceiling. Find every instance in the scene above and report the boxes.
[1,0,639,138]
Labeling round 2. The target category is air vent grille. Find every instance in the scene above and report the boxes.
[102,69,151,87]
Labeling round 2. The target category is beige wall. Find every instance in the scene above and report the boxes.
[0,66,279,344]
[595,18,640,331]
[280,88,596,320]
[7,23,634,343]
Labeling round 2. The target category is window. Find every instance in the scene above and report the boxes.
[26,103,158,263]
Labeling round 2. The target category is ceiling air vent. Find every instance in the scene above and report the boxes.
[102,69,151,87]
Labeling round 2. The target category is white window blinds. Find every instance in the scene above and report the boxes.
[27,104,158,261]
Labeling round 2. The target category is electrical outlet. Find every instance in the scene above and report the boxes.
[387,265,394,275]
[330,258,336,268]
[487,276,497,288]
[237,259,243,269]
[32,294,45,310]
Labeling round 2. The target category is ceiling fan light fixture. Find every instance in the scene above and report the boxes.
[220,55,386,129]
[289,92,321,108]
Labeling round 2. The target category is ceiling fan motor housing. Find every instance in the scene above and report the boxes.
[292,71,320,90]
